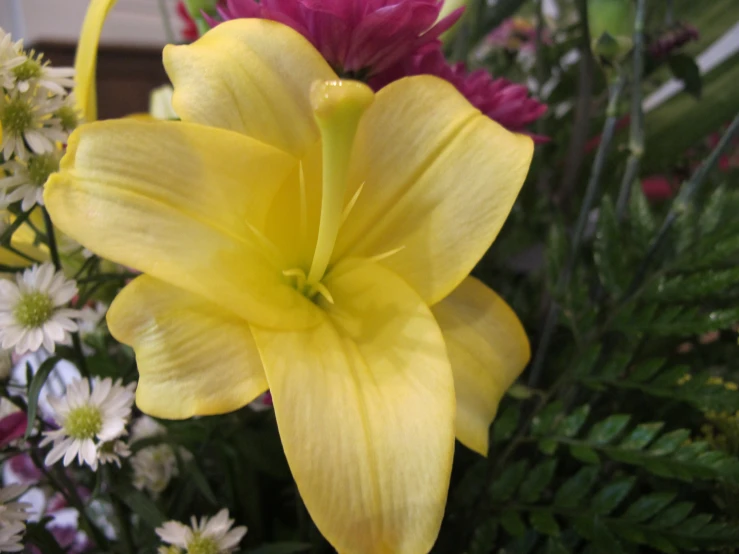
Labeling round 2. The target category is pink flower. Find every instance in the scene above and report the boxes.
[641,175,677,201]
[371,43,548,138]
[215,0,464,75]
[0,411,26,448]
[177,1,201,42]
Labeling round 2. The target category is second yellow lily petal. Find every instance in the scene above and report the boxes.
[108,276,268,418]
[432,277,530,455]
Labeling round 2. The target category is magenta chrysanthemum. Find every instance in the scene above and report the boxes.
[372,44,548,139]
[215,0,464,75]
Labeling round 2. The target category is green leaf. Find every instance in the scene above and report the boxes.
[530,510,561,536]
[531,401,564,436]
[624,492,676,522]
[23,521,66,554]
[556,405,590,438]
[629,358,665,382]
[519,459,558,503]
[181,457,218,506]
[499,511,526,537]
[538,438,558,455]
[667,54,702,98]
[620,422,664,450]
[25,356,60,439]
[246,544,311,554]
[555,466,599,508]
[629,180,656,248]
[643,50,739,174]
[591,516,626,553]
[591,477,636,515]
[648,429,691,456]
[594,196,629,295]
[492,404,520,443]
[570,444,600,464]
[489,460,528,502]
[545,537,570,554]
[587,415,631,445]
[652,502,695,527]
[117,486,166,528]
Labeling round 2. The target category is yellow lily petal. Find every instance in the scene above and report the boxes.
[164,19,337,157]
[108,276,267,418]
[251,259,455,554]
[432,277,530,455]
[44,119,318,329]
[334,76,534,305]
[74,0,118,122]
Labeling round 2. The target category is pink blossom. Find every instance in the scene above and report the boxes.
[0,411,26,448]
[641,175,677,201]
[177,1,201,42]
[216,0,464,75]
[371,43,548,138]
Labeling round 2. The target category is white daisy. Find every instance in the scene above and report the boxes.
[0,521,26,552]
[77,302,107,337]
[0,147,61,211]
[53,92,80,133]
[0,484,30,525]
[11,49,75,95]
[0,263,81,355]
[130,416,181,496]
[97,438,132,468]
[156,509,247,554]
[0,30,26,90]
[0,484,30,551]
[40,377,135,470]
[0,88,66,161]
[40,377,135,471]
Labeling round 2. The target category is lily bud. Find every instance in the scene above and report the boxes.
[588,0,634,65]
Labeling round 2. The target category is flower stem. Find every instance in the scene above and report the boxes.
[42,207,89,379]
[528,71,626,388]
[30,448,110,550]
[615,0,646,220]
[627,113,739,293]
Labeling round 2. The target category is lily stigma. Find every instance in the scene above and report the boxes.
[46,18,533,554]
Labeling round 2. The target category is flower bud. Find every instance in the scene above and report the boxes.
[588,0,634,65]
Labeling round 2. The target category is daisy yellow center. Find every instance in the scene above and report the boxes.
[1,97,34,136]
[14,291,54,328]
[55,106,78,131]
[65,405,103,439]
[187,533,219,554]
[13,58,42,82]
[28,153,59,186]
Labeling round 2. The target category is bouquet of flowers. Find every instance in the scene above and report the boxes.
[0,0,738,552]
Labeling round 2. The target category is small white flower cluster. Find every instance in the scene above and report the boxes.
[0,263,82,355]
[130,416,187,497]
[0,27,76,211]
[156,509,247,554]
[0,484,30,552]
[41,376,136,471]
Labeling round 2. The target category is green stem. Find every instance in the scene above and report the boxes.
[615,0,646,219]
[627,113,739,294]
[157,0,177,44]
[529,72,626,387]
[2,244,40,264]
[30,449,110,550]
[42,207,89,379]
[0,209,33,245]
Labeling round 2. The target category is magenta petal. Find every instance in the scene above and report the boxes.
[0,411,27,448]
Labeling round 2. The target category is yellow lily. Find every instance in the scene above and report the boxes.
[45,19,533,554]
[74,0,118,122]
